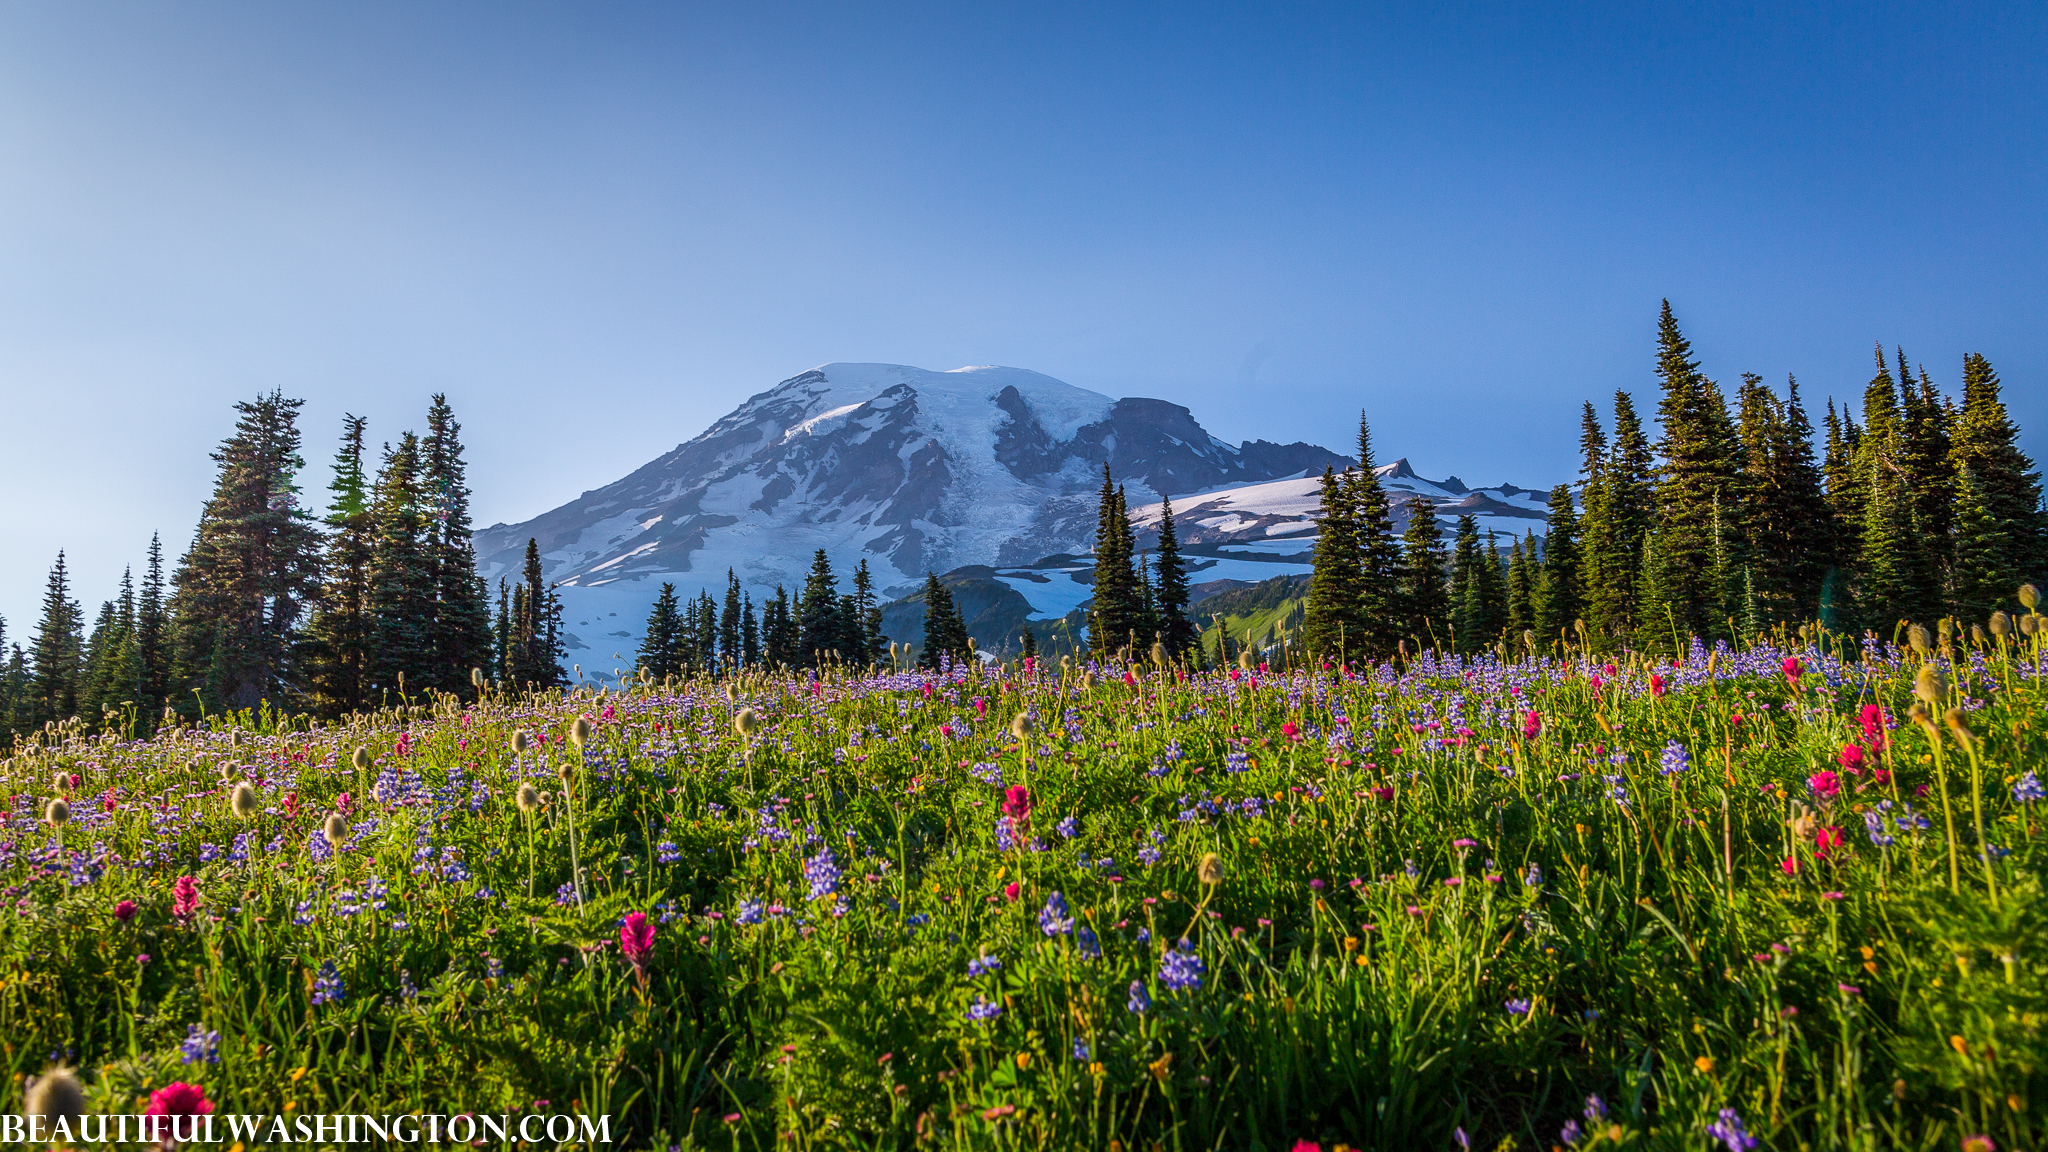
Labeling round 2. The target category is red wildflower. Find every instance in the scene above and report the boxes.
[1280,720,1301,741]
[114,899,137,923]
[1003,882,1020,902]
[1521,711,1542,740]
[619,911,655,980]
[1001,786,1033,821]
[172,875,200,921]
[145,1082,214,1117]
[1780,856,1799,875]
[1859,704,1888,753]
[1814,826,1844,859]
[1782,656,1803,684]
[1649,673,1665,698]
[1836,744,1865,772]
[1807,771,1842,802]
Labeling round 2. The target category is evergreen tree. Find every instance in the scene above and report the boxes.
[1302,465,1363,660]
[81,569,142,733]
[762,587,799,668]
[638,584,684,680]
[1449,516,1486,651]
[1949,353,2045,586]
[741,593,761,666]
[1579,402,1608,481]
[1478,532,1509,646]
[918,572,971,670]
[1583,390,1653,648]
[719,571,745,671]
[137,533,169,726]
[1153,496,1196,659]
[366,433,435,698]
[1088,465,1142,658]
[493,580,511,684]
[421,395,493,694]
[1397,498,1450,648]
[693,590,721,670]
[1948,464,2013,624]
[852,560,888,666]
[505,539,566,688]
[1349,413,1404,660]
[1857,464,1919,634]
[168,391,323,713]
[1506,537,1536,640]
[1735,376,1830,625]
[797,550,843,665]
[1535,485,1581,644]
[301,416,375,714]
[1,642,28,743]
[1645,301,1740,646]
[28,552,84,729]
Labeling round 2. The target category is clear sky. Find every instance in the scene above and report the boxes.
[1,3,2042,632]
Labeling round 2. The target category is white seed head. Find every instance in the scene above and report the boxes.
[735,707,761,736]
[24,1066,84,1127]
[515,782,541,813]
[2021,583,2040,611]
[230,781,261,819]
[43,798,69,826]
[569,715,594,750]
[322,812,349,847]
[351,747,372,772]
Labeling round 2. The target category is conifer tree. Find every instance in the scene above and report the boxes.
[918,572,971,670]
[1302,465,1363,660]
[719,571,745,672]
[852,560,888,665]
[1087,466,1143,658]
[1583,391,1653,648]
[1506,537,1536,640]
[1479,532,1509,645]
[366,433,434,698]
[301,416,375,714]
[1645,301,1740,646]
[638,584,684,680]
[493,580,511,683]
[694,590,721,669]
[1535,485,1581,644]
[1153,496,1196,659]
[1397,498,1450,649]
[797,550,843,665]
[168,391,323,713]
[1948,465,2013,624]
[1949,353,2044,586]
[1348,413,1404,660]
[0,640,27,742]
[742,593,761,666]
[505,539,566,688]
[28,553,84,729]
[1449,516,1486,651]
[1857,465,1919,634]
[421,395,493,694]
[762,587,799,668]
[137,533,169,726]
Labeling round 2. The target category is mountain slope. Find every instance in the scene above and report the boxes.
[471,363,1348,656]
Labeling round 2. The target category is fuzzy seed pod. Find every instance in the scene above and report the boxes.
[1010,713,1036,741]
[1198,852,1225,886]
[725,683,737,702]
[1081,670,1096,689]
[230,781,261,819]
[50,769,70,795]
[24,1066,84,1129]
[570,715,594,751]
[1908,624,1932,656]
[1913,665,1946,708]
[1237,649,1254,672]
[322,812,348,847]
[1150,639,1168,667]
[1991,611,2012,637]
[217,762,235,782]
[1942,707,1975,747]
[44,797,69,826]
[734,707,761,737]
[471,667,486,688]
[1972,624,1987,645]
[351,747,372,772]
[2024,615,2041,638]
[1938,617,1955,641]
[513,730,534,754]
[515,782,541,813]
[2022,584,2040,611]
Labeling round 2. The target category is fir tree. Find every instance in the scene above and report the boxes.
[638,584,684,680]
[1302,465,1363,661]
[1583,390,1653,649]
[1349,413,1404,660]
[505,539,566,688]
[1088,465,1142,658]
[1449,516,1486,651]
[168,391,324,713]
[137,533,169,727]
[1948,465,2013,624]
[301,416,375,714]
[797,550,843,665]
[762,587,799,668]
[720,571,745,672]
[741,593,761,667]
[421,395,493,694]
[1857,464,1919,635]
[1535,485,1581,644]
[918,572,971,670]
[1506,536,1536,641]
[852,560,888,665]
[1950,353,2044,586]
[1645,301,1740,646]
[366,433,434,698]
[1397,498,1450,649]
[28,553,84,729]
[1153,496,1196,660]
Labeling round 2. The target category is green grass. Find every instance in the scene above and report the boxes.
[3,626,2046,1150]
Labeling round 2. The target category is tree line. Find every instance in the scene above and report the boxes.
[1298,301,2044,663]
[0,392,569,744]
[634,552,888,678]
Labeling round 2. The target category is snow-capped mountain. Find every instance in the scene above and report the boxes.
[1129,457,1554,548]
[471,363,1347,658]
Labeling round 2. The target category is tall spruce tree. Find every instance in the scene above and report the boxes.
[1535,485,1581,644]
[28,553,84,729]
[1302,465,1363,661]
[168,391,323,713]
[762,587,799,668]
[1088,465,1142,658]
[1949,465,2013,624]
[366,433,435,698]
[1349,413,1403,660]
[741,593,761,666]
[1398,498,1450,649]
[853,560,888,666]
[720,571,745,672]
[1154,496,1196,659]
[421,395,492,693]
[1506,537,1536,641]
[638,584,684,680]
[301,416,375,714]
[918,572,971,670]
[1583,390,1653,649]
[504,539,566,688]
[1949,353,2044,588]
[797,550,843,665]
[1448,516,1486,651]
[137,533,169,726]
[1645,301,1740,647]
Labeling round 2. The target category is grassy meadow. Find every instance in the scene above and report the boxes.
[3,623,2047,1151]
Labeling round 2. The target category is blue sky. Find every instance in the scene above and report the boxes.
[1,3,2042,630]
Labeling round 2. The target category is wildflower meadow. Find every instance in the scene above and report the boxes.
[5,614,2048,1151]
